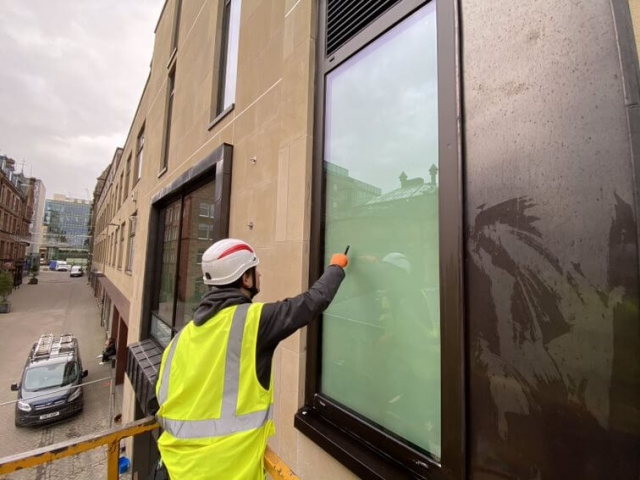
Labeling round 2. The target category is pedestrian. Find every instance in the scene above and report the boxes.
[154,238,348,479]
[97,338,116,365]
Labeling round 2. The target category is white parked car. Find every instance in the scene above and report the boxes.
[55,262,69,272]
[70,266,84,277]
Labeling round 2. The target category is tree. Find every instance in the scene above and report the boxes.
[0,271,14,310]
[28,262,39,284]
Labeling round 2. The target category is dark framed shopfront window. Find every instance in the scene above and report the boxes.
[143,143,233,348]
[296,0,463,479]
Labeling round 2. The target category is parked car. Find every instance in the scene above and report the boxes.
[55,261,69,272]
[11,333,88,427]
[70,266,84,277]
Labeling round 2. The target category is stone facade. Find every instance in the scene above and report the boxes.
[91,0,352,477]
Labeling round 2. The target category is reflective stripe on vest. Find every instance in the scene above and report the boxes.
[156,303,272,439]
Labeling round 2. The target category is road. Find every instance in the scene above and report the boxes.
[0,270,117,479]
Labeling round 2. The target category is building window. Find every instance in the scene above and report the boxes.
[197,223,214,240]
[297,1,463,478]
[199,202,215,218]
[126,215,136,272]
[162,70,175,171]
[150,181,216,346]
[124,154,131,201]
[136,126,145,183]
[196,248,205,264]
[110,232,116,267]
[120,174,125,205]
[215,0,241,115]
[118,222,125,269]
[324,0,440,454]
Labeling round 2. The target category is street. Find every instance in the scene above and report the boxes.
[0,270,117,479]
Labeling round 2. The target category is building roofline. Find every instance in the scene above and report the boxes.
[154,0,170,33]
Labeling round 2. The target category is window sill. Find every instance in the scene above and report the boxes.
[167,48,177,69]
[207,104,234,131]
[295,407,425,480]
[157,167,168,179]
[125,270,132,276]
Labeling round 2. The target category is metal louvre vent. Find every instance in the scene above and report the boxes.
[326,0,401,55]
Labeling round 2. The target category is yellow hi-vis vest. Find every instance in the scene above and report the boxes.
[155,303,275,480]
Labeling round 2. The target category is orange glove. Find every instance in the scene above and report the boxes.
[330,253,348,269]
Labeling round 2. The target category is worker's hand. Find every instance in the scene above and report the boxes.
[330,253,348,269]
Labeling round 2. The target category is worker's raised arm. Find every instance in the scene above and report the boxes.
[258,254,348,350]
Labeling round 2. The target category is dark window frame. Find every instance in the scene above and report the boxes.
[161,69,176,173]
[126,215,136,273]
[118,221,125,269]
[215,0,232,116]
[140,143,234,345]
[153,198,184,332]
[136,125,145,184]
[124,154,131,201]
[295,0,465,479]
[210,0,240,126]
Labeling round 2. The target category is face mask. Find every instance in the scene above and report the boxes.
[247,268,259,298]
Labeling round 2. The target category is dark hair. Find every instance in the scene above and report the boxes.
[216,267,254,290]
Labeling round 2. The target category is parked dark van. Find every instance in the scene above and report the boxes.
[11,334,88,427]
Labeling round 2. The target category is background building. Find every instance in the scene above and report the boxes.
[43,194,92,265]
[28,179,46,261]
[0,155,36,285]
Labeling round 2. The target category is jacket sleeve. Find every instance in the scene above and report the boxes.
[258,265,346,350]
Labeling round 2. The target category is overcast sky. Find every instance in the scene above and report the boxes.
[0,1,160,200]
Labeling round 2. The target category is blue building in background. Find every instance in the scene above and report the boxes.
[43,194,92,263]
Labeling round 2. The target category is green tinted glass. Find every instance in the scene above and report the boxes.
[321,2,441,457]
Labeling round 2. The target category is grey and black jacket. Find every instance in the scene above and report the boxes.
[192,265,345,389]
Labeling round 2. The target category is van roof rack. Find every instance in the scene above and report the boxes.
[32,333,76,360]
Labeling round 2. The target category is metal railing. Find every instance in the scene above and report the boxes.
[0,416,299,479]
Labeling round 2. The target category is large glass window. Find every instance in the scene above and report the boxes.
[215,0,242,115]
[151,181,216,343]
[321,2,440,458]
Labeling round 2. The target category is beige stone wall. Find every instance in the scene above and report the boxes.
[92,0,356,477]
[631,0,640,57]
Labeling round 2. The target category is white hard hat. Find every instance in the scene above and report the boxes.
[201,238,259,286]
[382,252,411,274]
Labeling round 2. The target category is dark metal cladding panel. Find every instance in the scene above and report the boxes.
[462,0,640,478]
[326,0,401,55]
[126,340,164,414]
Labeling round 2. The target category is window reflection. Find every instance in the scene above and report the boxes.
[175,182,216,328]
[321,2,441,457]
[157,200,181,323]
[153,181,215,337]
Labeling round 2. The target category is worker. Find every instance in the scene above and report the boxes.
[155,238,349,479]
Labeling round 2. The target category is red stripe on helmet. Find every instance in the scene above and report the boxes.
[217,244,254,259]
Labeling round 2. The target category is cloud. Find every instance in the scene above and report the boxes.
[0,0,160,199]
